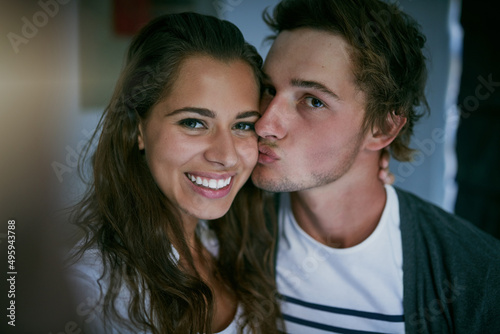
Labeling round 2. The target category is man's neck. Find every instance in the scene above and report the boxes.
[290,161,387,249]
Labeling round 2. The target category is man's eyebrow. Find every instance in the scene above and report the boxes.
[291,79,339,100]
[167,107,215,118]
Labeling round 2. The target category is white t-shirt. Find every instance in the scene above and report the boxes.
[276,184,405,333]
[68,221,242,333]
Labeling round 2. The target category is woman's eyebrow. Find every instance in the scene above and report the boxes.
[167,107,216,118]
[236,111,260,119]
[167,108,259,119]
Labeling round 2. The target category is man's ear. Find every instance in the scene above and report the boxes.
[365,111,407,151]
[138,122,145,150]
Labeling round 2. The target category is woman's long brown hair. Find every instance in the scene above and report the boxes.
[70,12,281,333]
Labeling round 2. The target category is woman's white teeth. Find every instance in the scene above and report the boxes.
[188,174,231,190]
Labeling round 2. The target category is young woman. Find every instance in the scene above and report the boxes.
[69,12,281,334]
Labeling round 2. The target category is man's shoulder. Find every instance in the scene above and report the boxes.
[395,188,500,331]
[394,186,458,222]
[394,186,500,257]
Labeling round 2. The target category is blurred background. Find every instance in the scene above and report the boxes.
[1,0,497,332]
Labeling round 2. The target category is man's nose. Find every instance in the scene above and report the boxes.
[256,96,287,140]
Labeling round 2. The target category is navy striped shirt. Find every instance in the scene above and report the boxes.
[276,186,405,333]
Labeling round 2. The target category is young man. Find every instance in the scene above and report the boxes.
[252,0,500,332]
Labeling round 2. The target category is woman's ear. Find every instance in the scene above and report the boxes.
[365,111,407,151]
[138,122,145,150]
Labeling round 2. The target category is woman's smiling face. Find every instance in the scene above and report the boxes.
[138,55,260,222]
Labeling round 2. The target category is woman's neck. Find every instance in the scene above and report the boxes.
[175,216,238,332]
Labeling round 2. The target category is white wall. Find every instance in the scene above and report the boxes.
[389,0,460,210]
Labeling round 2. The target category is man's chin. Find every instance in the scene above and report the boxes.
[251,172,297,193]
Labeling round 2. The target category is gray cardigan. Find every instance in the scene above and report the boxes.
[396,187,500,333]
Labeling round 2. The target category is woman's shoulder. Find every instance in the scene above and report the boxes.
[65,245,111,319]
[67,244,105,287]
[65,244,142,333]
[64,245,109,332]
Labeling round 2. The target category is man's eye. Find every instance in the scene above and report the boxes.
[305,97,325,108]
[263,86,276,96]
[180,119,204,129]
[234,122,255,131]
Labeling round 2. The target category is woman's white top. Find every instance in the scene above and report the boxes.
[67,221,242,333]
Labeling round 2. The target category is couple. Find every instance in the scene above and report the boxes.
[69,0,500,333]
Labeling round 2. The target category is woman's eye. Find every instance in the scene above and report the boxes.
[180,119,204,129]
[305,97,325,108]
[234,122,255,131]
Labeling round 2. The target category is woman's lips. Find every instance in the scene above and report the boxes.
[185,172,234,199]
